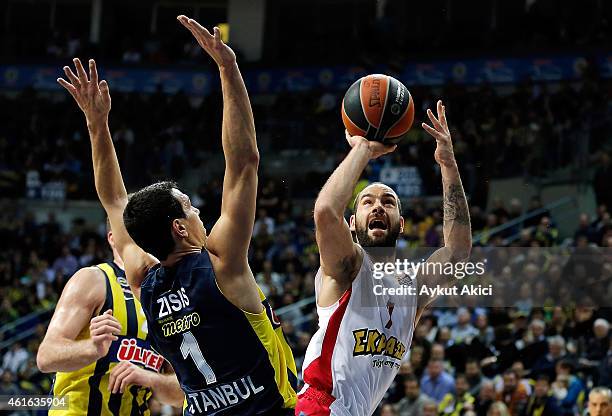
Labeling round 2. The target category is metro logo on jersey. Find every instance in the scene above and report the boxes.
[117,338,165,371]
[352,328,406,361]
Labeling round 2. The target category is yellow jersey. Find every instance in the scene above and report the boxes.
[51,262,164,416]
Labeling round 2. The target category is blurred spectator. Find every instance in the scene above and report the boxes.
[438,373,475,415]
[524,375,560,416]
[395,375,433,416]
[474,380,496,416]
[1,342,28,374]
[450,308,478,344]
[487,401,511,416]
[465,358,486,397]
[496,369,528,416]
[420,359,455,404]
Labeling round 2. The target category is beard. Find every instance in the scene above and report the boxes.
[355,221,401,247]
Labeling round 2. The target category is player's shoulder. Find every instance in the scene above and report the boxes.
[63,266,107,295]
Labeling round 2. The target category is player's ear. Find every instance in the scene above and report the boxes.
[399,216,405,234]
[172,218,188,238]
[349,214,356,232]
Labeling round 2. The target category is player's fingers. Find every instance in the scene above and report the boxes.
[99,80,111,103]
[439,104,449,131]
[57,78,78,97]
[180,22,211,50]
[213,26,221,43]
[91,323,122,336]
[383,145,398,155]
[109,363,126,393]
[110,363,131,393]
[188,18,214,40]
[89,59,98,86]
[91,309,114,324]
[99,313,122,326]
[92,333,117,344]
[92,314,122,329]
[73,58,89,83]
[177,15,189,26]
[422,122,446,142]
[426,108,443,131]
[63,66,81,87]
[119,373,133,393]
[108,362,121,391]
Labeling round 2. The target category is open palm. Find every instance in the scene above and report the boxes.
[178,15,236,68]
[57,58,111,123]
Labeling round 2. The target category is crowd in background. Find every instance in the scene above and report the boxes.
[1,73,611,210]
[2,175,612,414]
[2,0,612,412]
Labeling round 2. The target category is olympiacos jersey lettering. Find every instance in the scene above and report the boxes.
[299,248,417,416]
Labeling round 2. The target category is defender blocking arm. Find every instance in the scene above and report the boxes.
[57,59,157,297]
[177,16,259,269]
[315,134,396,285]
[417,100,472,312]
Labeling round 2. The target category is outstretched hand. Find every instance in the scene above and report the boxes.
[178,15,236,69]
[345,130,397,160]
[57,58,111,124]
[422,100,456,168]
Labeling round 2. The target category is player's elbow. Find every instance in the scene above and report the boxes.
[238,150,260,169]
[314,202,341,227]
[449,243,472,263]
[36,346,53,373]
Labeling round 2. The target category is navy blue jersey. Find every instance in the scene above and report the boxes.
[140,251,297,415]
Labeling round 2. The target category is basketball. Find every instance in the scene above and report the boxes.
[341,74,415,144]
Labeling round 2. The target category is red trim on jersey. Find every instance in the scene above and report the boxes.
[303,288,352,394]
[296,386,334,415]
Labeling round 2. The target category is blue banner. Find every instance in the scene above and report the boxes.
[1,54,609,96]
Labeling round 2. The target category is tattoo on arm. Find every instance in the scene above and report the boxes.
[443,183,470,226]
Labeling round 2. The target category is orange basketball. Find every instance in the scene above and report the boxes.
[341,74,415,144]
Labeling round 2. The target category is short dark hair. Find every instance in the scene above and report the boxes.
[404,374,419,385]
[455,373,468,382]
[557,359,574,372]
[465,357,480,367]
[123,181,185,260]
[536,374,551,384]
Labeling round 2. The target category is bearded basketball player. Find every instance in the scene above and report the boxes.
[56,15,296,416]
[296,101,472,416]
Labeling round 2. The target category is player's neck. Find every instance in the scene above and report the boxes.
[112,256,125,270]
[161,245,202,267]
[363,246,396,264]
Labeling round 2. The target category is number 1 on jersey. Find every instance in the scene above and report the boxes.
[180,331,217,384]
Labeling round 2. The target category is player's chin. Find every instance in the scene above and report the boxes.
[364,231,389,247]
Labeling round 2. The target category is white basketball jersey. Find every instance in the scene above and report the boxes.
[301,248,418,416]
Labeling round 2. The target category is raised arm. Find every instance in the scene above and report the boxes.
[417,100,472,312]
[177,17,258,272]
[314,133,395,304]
[57,59,156,298]
[37,268,121,372]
